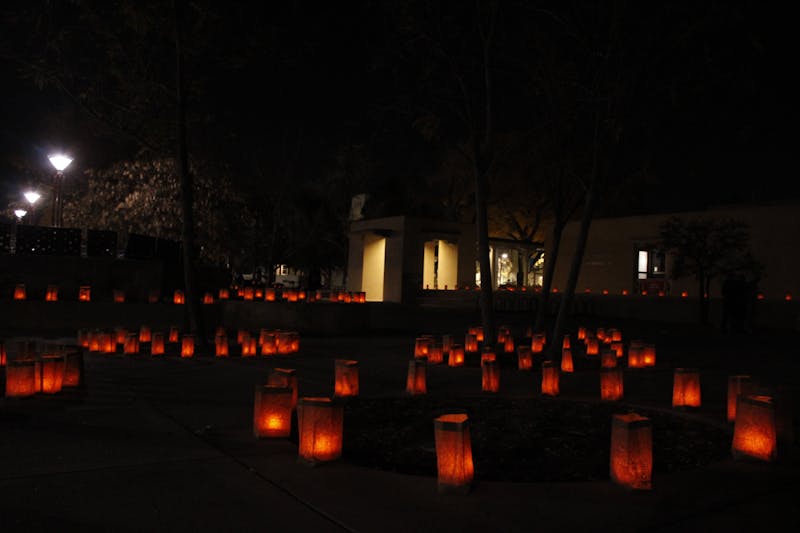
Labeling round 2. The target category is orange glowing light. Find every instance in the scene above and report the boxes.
[434,413,474,493]
[333,359,359,397]
[13,284,26,300]
[517,346,533,371]
[297,397,344,465]
[541,361,560,397]
[45,285,58,302]
[173,290,185,304]
[448,345,465,367]
[672,368,701,408]
[253,385,293,438]
[406,360,427,395]
[78,286,91,302]
[610,413,652,490]
[731,395,777,462]
[180,335,195,358]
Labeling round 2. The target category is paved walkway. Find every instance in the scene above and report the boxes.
[1,327,799,532]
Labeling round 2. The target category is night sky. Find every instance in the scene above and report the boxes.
[0,1,796,219]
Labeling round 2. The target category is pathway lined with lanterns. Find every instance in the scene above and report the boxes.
[1,320,799,531]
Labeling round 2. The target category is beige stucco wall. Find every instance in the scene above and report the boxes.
[550,202,800,300]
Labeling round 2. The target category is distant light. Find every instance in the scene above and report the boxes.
[24,191,41,205]
[14,209,27,219]
[501,253,508,259]
[48,154,73,171]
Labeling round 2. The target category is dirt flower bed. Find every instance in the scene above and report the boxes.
[340,396,731,482]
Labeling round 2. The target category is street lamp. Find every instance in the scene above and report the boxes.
[23,191,41,225]
[14,209,27,221]
[48,154,73,227]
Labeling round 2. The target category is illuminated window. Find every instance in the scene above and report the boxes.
[636,249,665,279]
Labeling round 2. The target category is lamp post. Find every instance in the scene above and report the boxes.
[23,191,41,225]
[48,154,73,227]
[14,209,27,222]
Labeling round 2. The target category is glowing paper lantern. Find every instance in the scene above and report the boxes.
[139,325,152,343]
[610,413,652,490]
[297,397,344,465]
[260,333,277,355]
[577,327,587,340]
[215,334,229,357]
[541,360,560,397]
[468,326,484,342]
[241,334,257,357]
[150,333,165,355]
[45,285,58,302]
[464,333,478,354]
[642,344,656,367]
[0,341,7,366]
[13,284,26,300]
[267,368,298,408]
[115,327,128,346]
[611,329,623,342]
[219,288,230,300]
[78,286,91,302]
[253,385,294,438]
[427,343,444,365]
[561,348,574,373]
[173,290,185,304]
[40,355,66,394]
[517,346,533,371]
[113,290,125,303]
[123,333,140,355]
[672,368,701,408]
[414,336,432,359]
[448,344,465,367]
[5,359,37,397]
[203,292,214,304]
[585,338,600,356]
[98,333,113,354]
[627,340,644,368]
[433,413,474,493]
[503,334,515,354]
[481,360,500,393]
[406,360,427,395]
[243,286,254,301]
[562,335,571,350]
[600,368,624,401]
[180,335,195,358]
[611,342,624,358]
[168,326,180,343]
[148,289,160,303]
[732,395,777,462]
[333,359,359,397]
[600,349,617,369]
[531,334,545,354]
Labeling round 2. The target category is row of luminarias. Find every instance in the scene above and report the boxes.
[10,284,366,305]
[75,326,300,357]
[1,341,83,397]
[248,345,781,495]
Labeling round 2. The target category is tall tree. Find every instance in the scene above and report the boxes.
[659,216,761,325]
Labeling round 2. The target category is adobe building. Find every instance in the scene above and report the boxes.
[550,201,800,301]
[346,215,545,303]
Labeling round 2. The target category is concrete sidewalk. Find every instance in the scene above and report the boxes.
[1,334,799,532]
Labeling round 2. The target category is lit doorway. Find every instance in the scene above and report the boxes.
[423,239,458,290]
[362,234,386,301]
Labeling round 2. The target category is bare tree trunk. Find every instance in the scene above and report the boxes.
[475,159,495,347]
[534,221,564,334]
[548,186,596,358]
[175,0,207,352]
